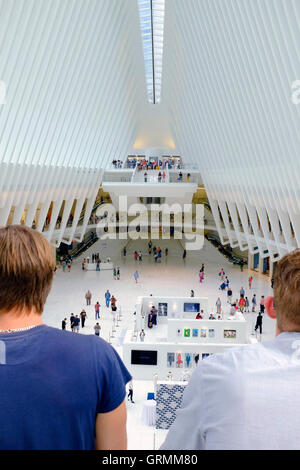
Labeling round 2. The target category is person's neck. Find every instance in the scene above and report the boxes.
[276,323,300,336]
[0,308,43,331]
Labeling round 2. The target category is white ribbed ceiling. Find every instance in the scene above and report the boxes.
[0,0,145,168]
[1,0,300,179]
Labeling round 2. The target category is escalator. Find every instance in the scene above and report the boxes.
[62,231,99,260]
[205,233,247,267]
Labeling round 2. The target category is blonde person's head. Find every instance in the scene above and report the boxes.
[0,225,55,314]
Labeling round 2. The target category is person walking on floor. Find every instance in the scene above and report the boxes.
[260,295,265,314]
[127,380,134,403]
[111,303,117,318]
[85,290,92,306]
[94,323,101,337]
[227,287,233,304]
[239,295,245,313]
[73,315,80,333]
[95,302,100,320]
[80,309,87,328]
[216,298,222,315]
[110,295,117,311]
[252,294,257,312]
[134,270,139,283]
[254,312,263,335]
[62,318,67,330]
[105,290,111,308]
[70,313,75,332]
[139,329,145,342]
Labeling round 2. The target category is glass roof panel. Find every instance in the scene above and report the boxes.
[137,0,165,104]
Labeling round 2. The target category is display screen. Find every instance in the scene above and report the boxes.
[183,302,200,313]
[158,302,168,316]
[131,350,158,366]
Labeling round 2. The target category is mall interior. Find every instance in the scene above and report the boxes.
[1,0,300,451]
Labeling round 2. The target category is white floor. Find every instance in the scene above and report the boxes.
[43,237,275,450]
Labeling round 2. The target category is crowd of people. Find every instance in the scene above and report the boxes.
[81,252,111,271]
[61,289,119,338]
[195,264,266,334]
[132,242,169,263]
[126,157,182,170]
[112,159,123,168]
[143,170,167,183]
[142,169,191,184]
[58,255,73,272]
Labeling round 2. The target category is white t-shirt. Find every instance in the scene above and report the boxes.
[160,332,300,450]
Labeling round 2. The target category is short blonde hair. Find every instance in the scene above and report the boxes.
[274,249,300,330]
[0,225,55,314]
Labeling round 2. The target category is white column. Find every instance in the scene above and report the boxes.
[258,255,264,274]
[248,252,254,270]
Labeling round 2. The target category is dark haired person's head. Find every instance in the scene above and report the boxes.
[0,225,55,315]
[269,249,300,333]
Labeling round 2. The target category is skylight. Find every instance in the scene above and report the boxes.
[137,0,165,104]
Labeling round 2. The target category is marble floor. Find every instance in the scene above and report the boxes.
[42,236,275,450]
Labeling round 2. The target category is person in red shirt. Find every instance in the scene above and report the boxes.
[239,295,246,313]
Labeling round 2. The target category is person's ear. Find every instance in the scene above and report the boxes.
[265,296,276,319]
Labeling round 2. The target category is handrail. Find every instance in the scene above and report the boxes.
[77,200,106,225]
[205,233,247,265]
[68,231,99,259]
